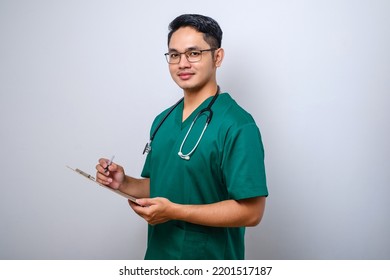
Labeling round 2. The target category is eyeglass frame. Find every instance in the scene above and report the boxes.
[164,48,217,64]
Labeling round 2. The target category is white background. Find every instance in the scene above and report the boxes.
[1,0,389,259]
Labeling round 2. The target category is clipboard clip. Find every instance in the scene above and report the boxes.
[74,167,96,181]
[66,165,139,204]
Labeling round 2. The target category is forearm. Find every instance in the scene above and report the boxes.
[172,196,266,227]
[120,176,150,199]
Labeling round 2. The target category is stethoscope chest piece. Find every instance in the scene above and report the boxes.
[143,141,152,155]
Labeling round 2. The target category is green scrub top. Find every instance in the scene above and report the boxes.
[141,93,268,260]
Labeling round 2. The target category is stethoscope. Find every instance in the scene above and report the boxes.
[143,86,220,160]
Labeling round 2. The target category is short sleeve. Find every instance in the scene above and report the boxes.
[221,123,268,200]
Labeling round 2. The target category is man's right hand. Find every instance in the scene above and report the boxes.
[96,158,125,190]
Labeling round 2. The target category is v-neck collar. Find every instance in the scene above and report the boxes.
[174,95,216,130]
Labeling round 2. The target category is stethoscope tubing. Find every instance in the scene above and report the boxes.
[143,86,220,159]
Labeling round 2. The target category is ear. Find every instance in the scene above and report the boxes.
[214,48,224,68]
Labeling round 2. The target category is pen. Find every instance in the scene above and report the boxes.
[104,155,115,173]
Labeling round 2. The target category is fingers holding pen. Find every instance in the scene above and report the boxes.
[103,155,115,173]
[95,162,112,185]
[97,158,112,174]
[96,158,124,188]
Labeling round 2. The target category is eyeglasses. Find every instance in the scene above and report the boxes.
[164,48,217,64]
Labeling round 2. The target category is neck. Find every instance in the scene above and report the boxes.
[181,84,219,121]
[183,83,218,105]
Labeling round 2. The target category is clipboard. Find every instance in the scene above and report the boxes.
[66,165,139,204]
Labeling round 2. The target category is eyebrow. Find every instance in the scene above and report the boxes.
[168,46,201,52]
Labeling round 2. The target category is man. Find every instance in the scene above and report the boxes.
[96,14,268,260]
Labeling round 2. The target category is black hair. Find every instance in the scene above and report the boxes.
[167,14,223,49]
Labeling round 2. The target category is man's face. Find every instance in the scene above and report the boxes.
[167,27,217,92]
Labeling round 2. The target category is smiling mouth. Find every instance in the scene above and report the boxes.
[178,72,194,80]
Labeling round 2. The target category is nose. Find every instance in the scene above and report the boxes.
[178,53,191,68]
